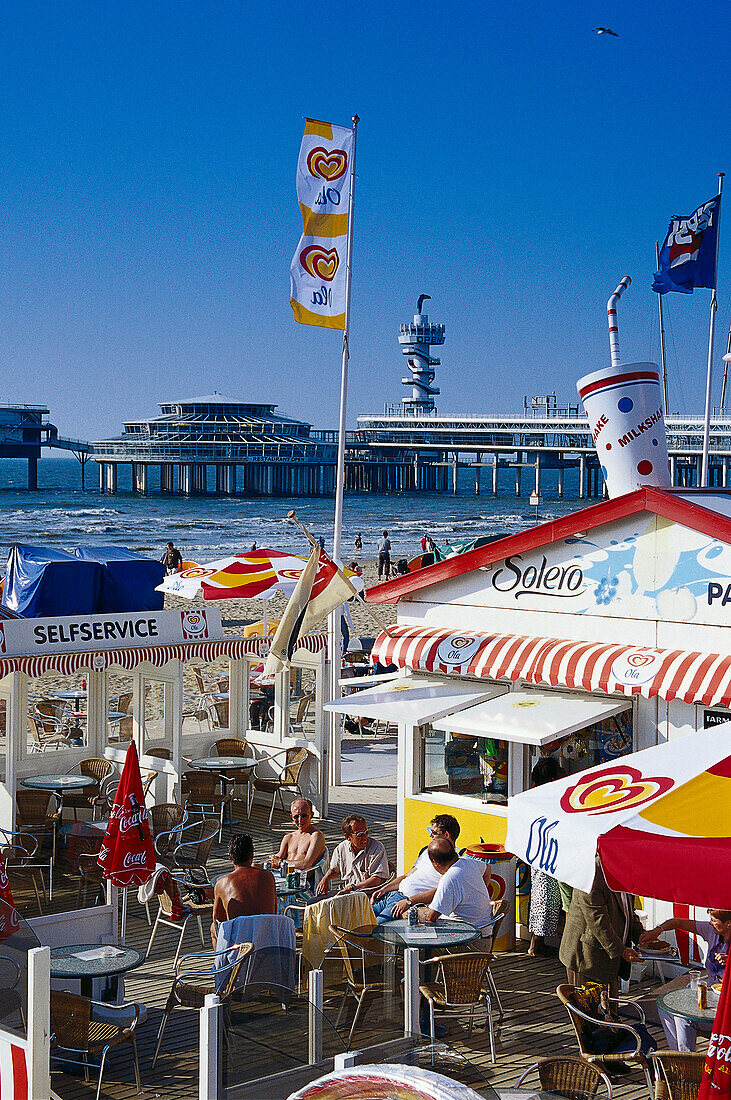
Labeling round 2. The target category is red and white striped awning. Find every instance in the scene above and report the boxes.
[372,624,731,709]
[0,632,327,679]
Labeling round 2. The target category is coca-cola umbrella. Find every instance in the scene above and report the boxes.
[0,849,19,943]
[98,740,155,943]
[698,959,731,1100]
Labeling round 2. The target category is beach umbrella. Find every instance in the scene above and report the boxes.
[0,850,19,942]
[156,547,311,602]
[698,961,731,1100]
[98,740,155,943]
[505,722,731,908]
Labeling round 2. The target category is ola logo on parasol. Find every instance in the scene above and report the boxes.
[180,566,216,579]
[299,244,340,282]
[560,764,673,815]
[489,874,506,901]
[306,146,348,181]
[279,569,304,579]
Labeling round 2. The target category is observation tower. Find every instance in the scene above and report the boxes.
[398,294,444,415]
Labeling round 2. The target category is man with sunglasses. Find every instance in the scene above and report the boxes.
[372,815,461,923]
[315,814,389,896]
[271,798,327,889]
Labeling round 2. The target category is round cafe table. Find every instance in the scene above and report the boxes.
[373,917,480,950]
[657,979,720,1027]
[50,943,143,999]
[48,689,88,711]
[22,774,95,796]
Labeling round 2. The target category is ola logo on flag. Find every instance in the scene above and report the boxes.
[299,245,340,282]
[307,147,348,181]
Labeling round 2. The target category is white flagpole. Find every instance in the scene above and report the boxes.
[328,114,359,787]
[701,172,725,487]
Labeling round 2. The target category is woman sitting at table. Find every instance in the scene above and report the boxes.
[639,909,731,1051]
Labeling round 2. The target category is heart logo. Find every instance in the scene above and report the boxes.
[628,652,654,667]
[560,765,674,815]
[307,146,348,181]
[299,245,340,282]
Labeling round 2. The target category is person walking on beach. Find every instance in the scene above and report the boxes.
[377,530,391,580]
[161,541,183,575]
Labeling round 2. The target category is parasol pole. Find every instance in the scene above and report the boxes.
[701,172,724,486]
[287,510,393,637]
[656,241,669,413]
[120,887,128,945]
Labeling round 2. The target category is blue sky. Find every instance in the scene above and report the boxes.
[0,0,728,440]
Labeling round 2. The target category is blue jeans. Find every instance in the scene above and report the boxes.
[373,890,408,924]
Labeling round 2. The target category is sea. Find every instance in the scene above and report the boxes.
[0,457,590,564]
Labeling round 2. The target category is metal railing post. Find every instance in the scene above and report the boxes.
[308,968,323,1065]
[199,993,222,1100]
[404,947,420,1037]
[28,946,51,1100]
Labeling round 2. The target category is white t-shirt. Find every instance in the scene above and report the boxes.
[400,850,441,899]
[431,856,493,932]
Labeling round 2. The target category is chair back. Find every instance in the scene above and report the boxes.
[79,758,113,784]
[434,951,492,1006]
[282,747,308,784]
[651,1052,706,1100]
[150,803,186,835]
[526,1057,612,1099]
[176,817,218,867]
[192,667,208,694]
[332,924,391,990]
[16,789,55,826]
[209,700,229,729]
[183,771,218,802]
[292,694,314,723]
[116,691,133,714]
[218,942,254,999]
[146,746,172,761]
[50,990,91,1050]
[557,984,604,1055]
[35,699,67,725]
[213,738,250,757]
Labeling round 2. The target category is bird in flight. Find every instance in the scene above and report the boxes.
[593,26,618,35]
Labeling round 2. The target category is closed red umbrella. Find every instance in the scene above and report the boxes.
[98,740,155,941]
[698,962,731,1100]
[0,851,19,942]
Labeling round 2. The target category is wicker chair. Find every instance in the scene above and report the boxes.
[15,789,60,900]
[557,984,655,1099]
[27,714,73,752]
[152,942,253,1066]
[207,698,229,730]
[650,1051,706,1100]
[209,738,254,817]
[331,924,402,1047]
[170,816,219,883]
[50,990,142,1100]
[253,746,309,825]
[0,829,46,914]
[181,771,233,841]
[516,1057,613,1100]
[63,758,114,820]
[289,693,314,736]
[145,875,214,966]
[420,951,496,1061]
[150,803,186,861]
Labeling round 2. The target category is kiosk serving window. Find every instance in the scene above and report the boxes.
[422,689,633,804]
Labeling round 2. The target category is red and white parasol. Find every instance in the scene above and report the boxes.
[98,740,155,941]
[698,961,731,1100]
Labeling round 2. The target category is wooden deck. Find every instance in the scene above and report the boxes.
[35,773,680,1100]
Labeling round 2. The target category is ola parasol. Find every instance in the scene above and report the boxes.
[0,849,19,942]
[698,960,731,1100]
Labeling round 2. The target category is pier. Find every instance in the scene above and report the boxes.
[0,403,91,488]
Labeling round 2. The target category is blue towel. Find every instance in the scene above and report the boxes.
[214,913,296,998]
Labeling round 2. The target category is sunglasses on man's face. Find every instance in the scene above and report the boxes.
[351,830,369,838]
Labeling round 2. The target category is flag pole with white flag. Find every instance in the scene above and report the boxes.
[701,172,724,485]
[290,114,359,785]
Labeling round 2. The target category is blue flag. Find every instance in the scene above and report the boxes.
[652,194,721,294]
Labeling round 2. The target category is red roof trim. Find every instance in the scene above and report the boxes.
[366,487,731,604]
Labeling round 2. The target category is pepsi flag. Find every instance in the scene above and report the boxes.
[653,194,721,294]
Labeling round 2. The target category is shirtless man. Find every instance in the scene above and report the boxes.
[271,798,326,886]
[211,833,276,947]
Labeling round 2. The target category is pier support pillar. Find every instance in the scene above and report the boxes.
[27,456,37,490]
[557,465,564,498]
[492,456,499,495]
[724,460,728,488]
[452,454,458,495]
[179,464,193,495]
[99,463,106,493]
[670,456,677,486]
[579,455,585,499]
[534,453,541,495]
[105,463,117,494]
[132,463,148,494]
[515,464,521,496]
[475,453,481,495]
[160,464,174,492]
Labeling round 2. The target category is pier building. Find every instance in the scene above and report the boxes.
[0,403,91,488]
[92,394,336,496]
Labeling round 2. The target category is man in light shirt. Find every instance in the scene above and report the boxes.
[372,814,461,923]
[315,814,389,896]
[417,838,497,952]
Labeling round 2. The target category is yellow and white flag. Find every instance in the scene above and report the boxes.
[290,118,353,330]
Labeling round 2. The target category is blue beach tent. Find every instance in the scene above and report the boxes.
[2,546,102,617]
[74,546,165,613]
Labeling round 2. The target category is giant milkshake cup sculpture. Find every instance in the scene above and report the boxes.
[577,278,671,499]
